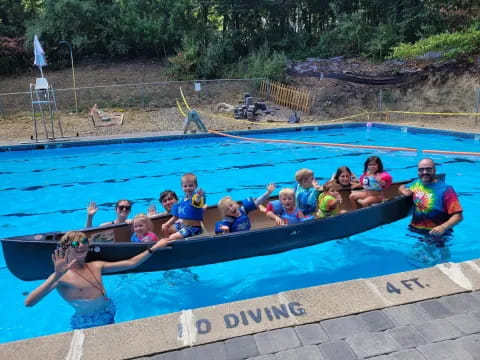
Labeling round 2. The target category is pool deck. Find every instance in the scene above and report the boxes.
[1,125,479,359]
[2,259,480,360]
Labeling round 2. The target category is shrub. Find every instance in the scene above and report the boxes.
[0,36,28,74]
[389,26,480,61]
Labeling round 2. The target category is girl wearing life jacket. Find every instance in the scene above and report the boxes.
[349,156,392,209]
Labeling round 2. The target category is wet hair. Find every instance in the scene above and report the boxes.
[115,199,132,209]
[132,214,153,232]
[323,182,341,193]
[60,231,87,247]
[363,156,384,173]
[181,173,198,186]
[295,168,314,183]
[159,190,178,203]
[218,196,236,217]
[333,166,353,183]
[279,188,295,199]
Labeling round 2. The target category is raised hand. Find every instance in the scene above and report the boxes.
[87,201,98,216]
[147,204,157,216]
[266,182,276,193]
[52,248,76,275]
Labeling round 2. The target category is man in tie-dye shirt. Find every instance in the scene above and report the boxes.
[399,158,463,238]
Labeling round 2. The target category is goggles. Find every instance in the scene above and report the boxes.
[69,237,90,248]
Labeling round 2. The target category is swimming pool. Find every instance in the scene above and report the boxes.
[1,124,478,343]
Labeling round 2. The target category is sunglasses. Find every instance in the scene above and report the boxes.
[69,237,90,248]
[117,205,131,211]
[418,167,434,173]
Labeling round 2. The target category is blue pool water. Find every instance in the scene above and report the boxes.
[1,124,479,343]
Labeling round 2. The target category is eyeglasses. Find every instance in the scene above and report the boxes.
[418,167,434,173]
[117,205,131,211]
[68,237,89,248]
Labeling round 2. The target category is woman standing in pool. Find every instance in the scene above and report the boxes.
[349,156,392,209]
[24,231,173,329]
[85,199,133,227]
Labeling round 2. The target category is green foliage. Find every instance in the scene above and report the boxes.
[389,26,480,61]
[315,12,371,57]
[225,47,287,82]
[2,0,479,76]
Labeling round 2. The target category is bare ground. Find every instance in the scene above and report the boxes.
[0,58,479,144]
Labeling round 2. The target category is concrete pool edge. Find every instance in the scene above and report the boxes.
[0,122,479,151]
[2,258,479,360]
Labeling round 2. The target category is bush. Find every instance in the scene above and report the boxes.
[389,26,480,61]
[225,48,287,82]
[0,36,28,74]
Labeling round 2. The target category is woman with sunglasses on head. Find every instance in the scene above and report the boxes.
[85,199,133,228]
[25,231,174,329]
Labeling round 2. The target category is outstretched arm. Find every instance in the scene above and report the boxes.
[25,249,76,307]
[255,183,276,207]
[101,238,175,274]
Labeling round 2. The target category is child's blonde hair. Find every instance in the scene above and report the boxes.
[60,231,87,247]
[133,214,153,232]
[218,196,236,217]
[295,168,314,183]
[181,173,198,186]
[279,188,296,198]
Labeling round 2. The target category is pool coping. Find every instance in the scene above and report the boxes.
[1,122,479,152]
[1,258,480,359]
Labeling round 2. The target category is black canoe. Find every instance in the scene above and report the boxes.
[1,181,414,281]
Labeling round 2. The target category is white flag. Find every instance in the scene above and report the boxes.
[33,35,47,67]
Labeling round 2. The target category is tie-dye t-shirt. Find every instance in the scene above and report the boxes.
[406,179,462,230]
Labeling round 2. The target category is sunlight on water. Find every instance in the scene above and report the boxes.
[0,125,478,343]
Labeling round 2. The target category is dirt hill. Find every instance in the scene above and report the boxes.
[0,57,479,143]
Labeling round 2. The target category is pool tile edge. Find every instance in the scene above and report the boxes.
[2,258,479,360]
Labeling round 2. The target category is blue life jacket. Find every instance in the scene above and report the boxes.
[171,192,205,220]
[295,184,319,215]
[269,200,313,225]
[215,197,257,234]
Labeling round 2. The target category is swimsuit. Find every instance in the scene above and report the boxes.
[174,222,202,238]
[70,296,116,329]
[130,232,158,242]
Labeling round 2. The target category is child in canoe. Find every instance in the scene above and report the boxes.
[349,156,392,209]
[215,183,276,234]
[161,173,206,240]
[266,188,313,225]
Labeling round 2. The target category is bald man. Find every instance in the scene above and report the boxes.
[399,158,463,239]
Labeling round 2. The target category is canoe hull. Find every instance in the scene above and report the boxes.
[1,195,412,281]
